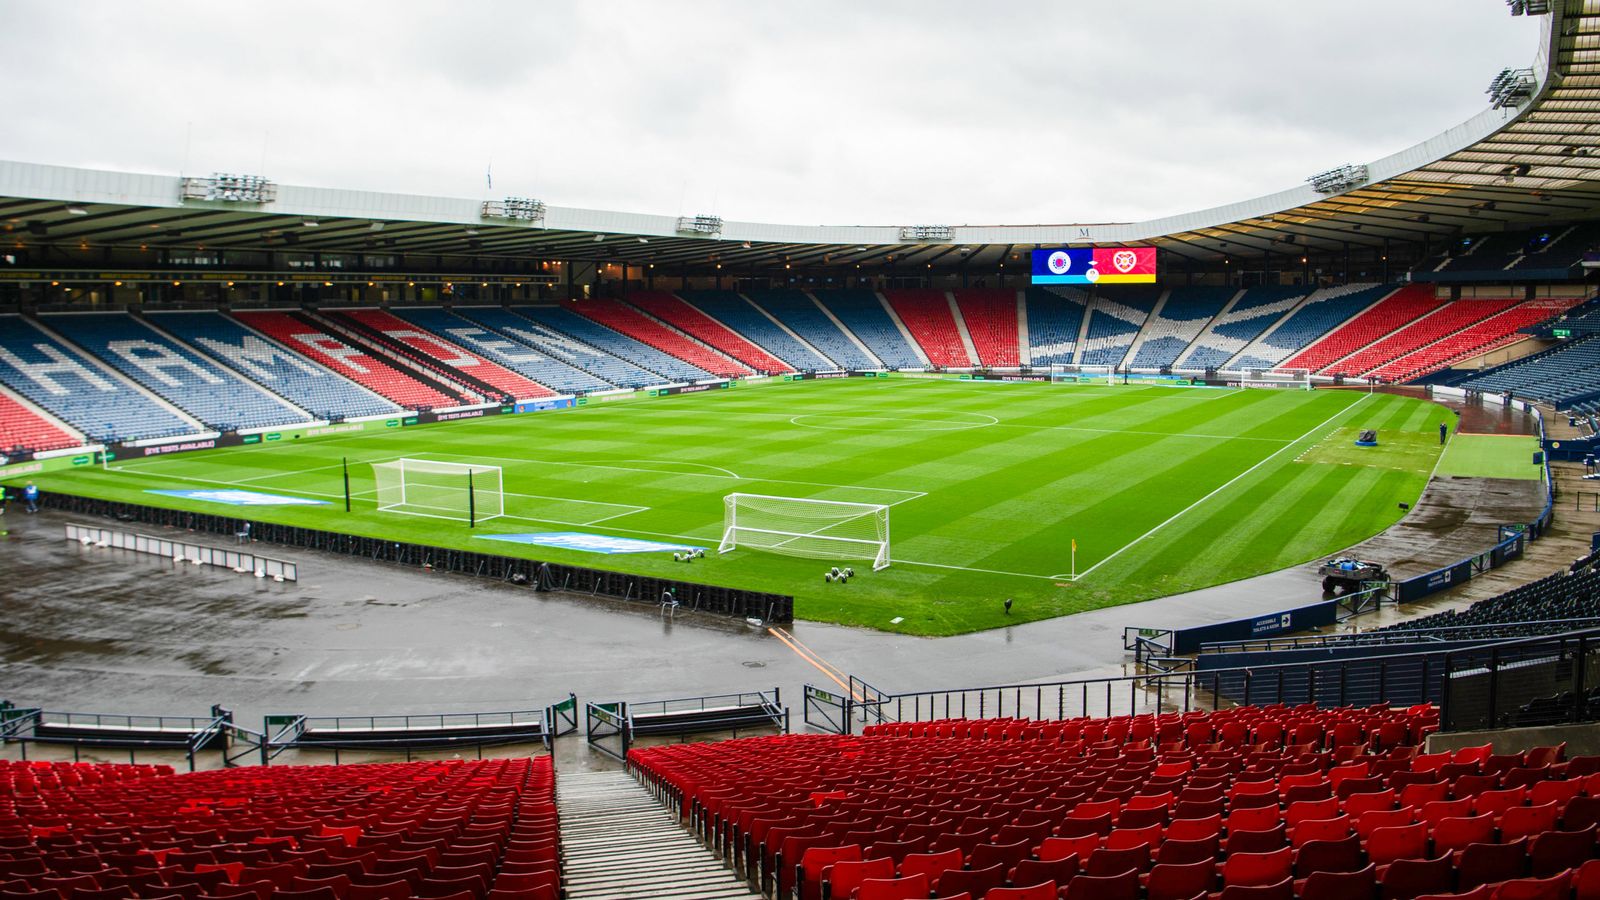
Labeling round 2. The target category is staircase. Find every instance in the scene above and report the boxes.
[558,770,758,900]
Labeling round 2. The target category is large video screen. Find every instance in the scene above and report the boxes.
[1030,247,1157,285]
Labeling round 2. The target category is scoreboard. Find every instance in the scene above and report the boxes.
[1030,247,1157,285]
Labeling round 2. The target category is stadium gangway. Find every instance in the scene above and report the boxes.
[1197,617,1600,654]
[802,626,1600,734]
[585,689,787,761]
[262,694,577,763]
[0,703,234,771]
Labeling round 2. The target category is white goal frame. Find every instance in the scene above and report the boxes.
[373,458,505,523]
[1048,364,1117,385]
[719,493,891,571]
[1239,367,1313,390]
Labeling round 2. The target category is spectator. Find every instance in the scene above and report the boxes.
[22,481,39,514]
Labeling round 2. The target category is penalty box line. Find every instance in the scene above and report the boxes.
[1070,392,1374,583]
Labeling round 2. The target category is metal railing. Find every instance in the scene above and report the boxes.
[1199,618,1600,654]
[65,522,297,581]
[800,627,1600,735]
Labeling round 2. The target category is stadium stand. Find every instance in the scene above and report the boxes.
[234,311,465,410]
[509,305,711,384]
[1375,568,1600,638]
[1230,285,1393,371]
[148,312,400,421]
[1368,299,1580,383]
[624,291,795,373]
[326,309,554,400]
[458,307,658,389]
[675,291,829,371]
[568,298,751,377]
[41,313,311,433]
[883,290,974,367]
[812,290,925,368]
[1179,286,1308,371]
[629,702,1600,900]
[1024,287,1089,366]
[0,315,197,443]
[1079,288,1160,366]
[385,307,612,395]
[0,756,561,900]
[1512,222,1600,272]
[953,289,1021,367]
[1332,298,1522,378]
[743,289,880,369]
[1459,335,1600,407]
[1281,285,1443,374]
[0,387,81,455]
[1131,286,1235,369]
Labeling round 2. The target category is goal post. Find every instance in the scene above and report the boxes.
[1239,367,1313,390]
[1048,364,1116,385]
[373,458,505,523]
[719,493,891,571]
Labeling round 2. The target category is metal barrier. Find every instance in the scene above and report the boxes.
[0,703,233,771]
[803,627,1600,735]
[262,695,576,763]
[585,689,787,760]
[65,522,297,582]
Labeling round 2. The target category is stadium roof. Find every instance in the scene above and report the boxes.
[3,1,1600,273]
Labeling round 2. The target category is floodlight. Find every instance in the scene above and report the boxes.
[899,225,953,241]
[1306,164,1369,194]
[65,206,88,216]
[676,214,723,235]
[480,197,546,221]
[180,173,276,203]
[1507,0,1550,14]
[1487,67,1536,109]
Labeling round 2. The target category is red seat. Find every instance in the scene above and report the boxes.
[987,884,1056,900]
[1369,823,1429,866]
[795,845,861,900]
[1062,870,1139,900]
[1500,802,1561,843]
[933,864,1005,900]
[1433,814,1497,854]
[1147,860,1215,900]
[1529,825,1596,877]
[1212,876,1293,900]
[899,849,962,882]
[1378,854,1453,900]
[1297,864,1376,900]
[854,873,928,900]
[1494,869,1575,900]
[1458,838,1529,892]
[1219,847,1292,888]
[1009,857,1078,892]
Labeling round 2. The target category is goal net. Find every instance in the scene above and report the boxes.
[1240,367,1313,390]
[719,493,890,571]
[373,458,505,523]
[1048,364,1116,385]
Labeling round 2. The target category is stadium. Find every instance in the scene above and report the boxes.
[3,2,1600,899]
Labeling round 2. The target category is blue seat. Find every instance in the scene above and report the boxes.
[150,311,400,420]
[742,290,876,369]
[509,306,708,385]
[680,291,833,370]
[812,290,924,368]
[388,307,614,395]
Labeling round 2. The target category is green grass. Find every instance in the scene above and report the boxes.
[1295,426,1443,475]
[1436,433,1544,480]
[8,377,1449,635]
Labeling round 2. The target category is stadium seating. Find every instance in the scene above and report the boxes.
[41,313,312,433]
[328,309,555,401]
[1179,287,1308,371]
[1079,288,1160,366]
[742,290,880,370]
[1024,287,1088,366]
[1377,568,1600,638]
[233,311,464,411]
[675,291,829,371]
[883,290,974,367]
[568,299,751,377]
[0,315,196,444]
[953,289,1021,367]
[624,292,795,373]
[1366,299,1580,384]
[812,290,925,369]
[148,312,400,421]
[1281,286,1444,374]
[455,307,655,390]
[384,307,611,395]
[1231,285,1394,371]
[1131,287,1235,369]
[0,389,81,455]
[631,702,1600,900]
[1331,299,1521,379]
[0,756,560,900]
[509,305,711,384]
[1459,335,1600,407]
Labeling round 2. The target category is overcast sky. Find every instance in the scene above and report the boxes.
[0,1,1543,227]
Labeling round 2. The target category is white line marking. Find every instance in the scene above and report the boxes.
[1073,392,1373,582]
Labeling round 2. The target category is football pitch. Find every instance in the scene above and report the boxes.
[19,377,1450,635]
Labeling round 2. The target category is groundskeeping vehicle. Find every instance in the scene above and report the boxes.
[1319,556,1390,594]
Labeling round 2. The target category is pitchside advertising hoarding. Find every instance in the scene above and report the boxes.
[1030,247,1157,285]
